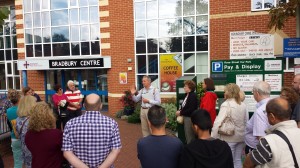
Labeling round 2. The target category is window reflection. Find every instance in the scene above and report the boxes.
[80,8,89,24]
[196,53,208,73]
[196,16,208,34]
[5,50,12,60]
[34,44,42,57]
[264,0,274,8]
[4,23,10,35]
[70,9,79,25]
[11,23,16,34]
[147,20,158,38]
[90,7,99,23]
[183,17,195,35]
[147,39,158,53]
[196,0,208,14]
[42,12,50,27]
[44,44,51,56]
[196,35,208,51]
[13,50,18,60]
[42,0,49,9]
[25,29,33,44]
[90,24,100,40]
[12,36,17,48]
[159,37,182,53]
[184,53,195,73]
[24,0,32,13]
[135,21,145,38]
[81,25,90,41]
[26,45,34,57]
[80,0,89,6]
[52,43,70,56]
[148,55,158,73]
[70,0,78,6]
[183,0,195,16]
[71,42,80,55]
[33,13,41,27]
[71,26,80,41]
[159,18,182,37]
[51,0,68,10]
[89,0,98,5]
[137,55,146,73]
[15,77,20,90]
[91,41,100,55]
[5,36,11,48]
[81,42,90,55]
[51,10,68,26]
[136,39,146,53]
[159,0,181,18]
[33,28,42,43]
[33,0,41,11]
[14,62,19,75]
[0,37,3,49]
[52,27,69,42]
[147,1,158,19]
[42,28,51,42]
[183,36,194,52]
[0,51,4,60]
[135,2,145,20]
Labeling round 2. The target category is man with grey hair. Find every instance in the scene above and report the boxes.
[131,75,161,137]
[65,80,83,121]
[245,81,271,154]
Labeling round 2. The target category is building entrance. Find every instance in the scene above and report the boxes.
[45,69,108,108]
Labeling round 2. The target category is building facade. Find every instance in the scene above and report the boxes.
[0,0,297,114]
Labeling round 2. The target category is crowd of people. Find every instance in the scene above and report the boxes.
[1,74,300,168]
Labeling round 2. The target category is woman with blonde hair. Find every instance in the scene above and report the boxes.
[211,83,247,168]
[25,102,63,168]
[16,96,36,168]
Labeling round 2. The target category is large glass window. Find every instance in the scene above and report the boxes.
[251,0,288,11]
[134,0,209,91]
[0,6,20,91]
[23,0,101,57]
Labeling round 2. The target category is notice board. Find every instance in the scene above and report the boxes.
[211,58,283,113]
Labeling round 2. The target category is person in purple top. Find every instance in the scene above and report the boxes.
[62,93,121,168]
[245,81,271,154]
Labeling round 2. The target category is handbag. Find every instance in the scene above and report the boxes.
[177,116,184,124]
[218,102,235,136]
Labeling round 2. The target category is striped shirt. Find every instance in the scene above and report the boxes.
[250,138,272,165]
[64,89,82,111]
[62,111,121,168]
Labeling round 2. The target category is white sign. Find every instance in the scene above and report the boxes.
[236,74,263,92]
[18,57,111,70]
[244,95,256,112]
[18,60,49,70]
[230,31,274,59]
[264,74,282,91]
[264,60,282,71]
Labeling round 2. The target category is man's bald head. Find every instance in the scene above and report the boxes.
[84,93,102,111]
[266,97,291,121]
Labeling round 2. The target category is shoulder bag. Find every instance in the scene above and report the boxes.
[218,102,235,136]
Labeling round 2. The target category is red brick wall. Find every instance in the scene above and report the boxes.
[210,0,251,15]
[100,0,135,114]
[0,0,13,6]
[283,72,294,87]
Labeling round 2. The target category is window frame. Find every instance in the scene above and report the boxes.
[251,0,289,12]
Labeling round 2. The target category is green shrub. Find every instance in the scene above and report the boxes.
[115,110,123,118]
[197,82,205,100]
[161,102,177,132]
[127,102,141,123]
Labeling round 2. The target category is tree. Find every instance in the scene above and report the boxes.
[268,0,300,30]
[0,7,10,31]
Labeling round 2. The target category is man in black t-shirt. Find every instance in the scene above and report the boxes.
[137,105,183,168]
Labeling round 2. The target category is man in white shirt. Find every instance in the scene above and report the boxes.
[131,76,161,137]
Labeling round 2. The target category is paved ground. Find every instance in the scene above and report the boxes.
[0,114,143,168]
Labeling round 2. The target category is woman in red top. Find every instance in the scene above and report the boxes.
[52,84,79,129]
[200,78,217,124]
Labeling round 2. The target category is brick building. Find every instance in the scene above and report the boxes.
[0,0,298,114]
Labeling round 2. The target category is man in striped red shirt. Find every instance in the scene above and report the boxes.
[65,80,83,121]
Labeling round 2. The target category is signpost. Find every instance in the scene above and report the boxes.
[230,31,274,59]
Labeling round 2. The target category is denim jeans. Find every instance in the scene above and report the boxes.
[228,142,245,168]
[11,139,22,168]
